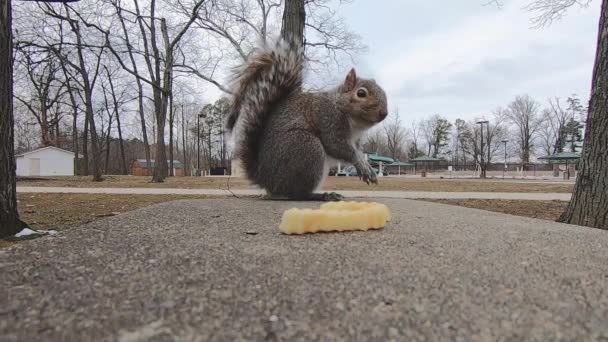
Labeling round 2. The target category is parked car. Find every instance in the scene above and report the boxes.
[336,165,358,177]
[336,165,388,177]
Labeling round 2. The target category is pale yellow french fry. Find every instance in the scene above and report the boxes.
[320,201,392,221]
[279,201,391,235]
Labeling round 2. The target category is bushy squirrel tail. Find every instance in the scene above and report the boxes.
[227,38,304,180]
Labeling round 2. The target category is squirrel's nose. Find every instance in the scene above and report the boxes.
[379,109,388,120]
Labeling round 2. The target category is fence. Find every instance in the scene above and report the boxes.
[385,162,577,180]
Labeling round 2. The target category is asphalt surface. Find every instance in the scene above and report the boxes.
[1,198,607,341]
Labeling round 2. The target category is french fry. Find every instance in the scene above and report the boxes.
[279,201,391,235]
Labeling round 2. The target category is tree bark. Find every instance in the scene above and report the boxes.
[181,104,188,176]
[82,111,89,176]
[280,0,305,46]
[102,83,113,174]
[104,120,111,173]
[560,0,608,229]
[0,0,27,238]
[169,90,174,176]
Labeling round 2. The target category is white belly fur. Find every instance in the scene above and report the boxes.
[317,122,368,192]
[317,156,337,192]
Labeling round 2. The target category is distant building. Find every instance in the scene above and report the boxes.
[130,159,185,176]
[16,146,75,176]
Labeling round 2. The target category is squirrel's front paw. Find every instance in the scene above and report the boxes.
[358,164,378,185]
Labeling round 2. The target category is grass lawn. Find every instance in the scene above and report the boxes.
[422,199,568,222]
[17,175,574,193]
[1,193,568,249]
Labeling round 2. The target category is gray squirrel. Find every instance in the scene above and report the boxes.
[226,39,388,201]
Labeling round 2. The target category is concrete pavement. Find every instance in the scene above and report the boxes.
[16,186,573,201]
[1,198,607,341]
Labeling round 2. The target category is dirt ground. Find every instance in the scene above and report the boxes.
[422,199,568,222]
[17,175,574,193]
[1,193,569,249]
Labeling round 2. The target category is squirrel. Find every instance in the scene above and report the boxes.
[226,38,388,201]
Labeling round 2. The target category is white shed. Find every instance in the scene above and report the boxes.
[16,146,75,176]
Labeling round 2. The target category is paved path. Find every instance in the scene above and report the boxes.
[17,186,572,201]
[1,198,606,341]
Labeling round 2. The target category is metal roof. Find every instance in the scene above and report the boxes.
[367,154,395,163]
[538,152,581,161]
[386,161,414,166]
[16,146,75,157]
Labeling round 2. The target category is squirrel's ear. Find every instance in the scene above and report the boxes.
[342,68,357,92]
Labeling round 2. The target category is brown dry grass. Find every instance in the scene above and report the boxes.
[0,193,210,249]
[18,176,574,193]
[422,199,568,221]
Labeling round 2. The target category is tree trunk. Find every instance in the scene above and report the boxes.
[72,107,78,173]
[66,78,79,174]
[69,18,102,181]
[560,0,608,229]
[106,71,127,175]
[138,84,152,176]
[85,90,102,181]
[169,91,174,176]
[83,112,89,176]
[115,109,127,175]
[116,4,151,175]
[104,118,112,174]
[151,91,168,182]
[0,0,28,238]
[181,104,188,176]
[280,0,305,46]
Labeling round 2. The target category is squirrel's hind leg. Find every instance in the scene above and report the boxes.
[308,192,344,201]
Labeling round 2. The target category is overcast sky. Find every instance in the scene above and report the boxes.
[338,0,600,123]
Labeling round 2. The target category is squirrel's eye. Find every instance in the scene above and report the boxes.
[356,88,368,98]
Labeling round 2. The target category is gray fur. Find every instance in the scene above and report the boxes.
[228,39,389,201]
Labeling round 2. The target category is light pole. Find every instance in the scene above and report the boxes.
[501,139,509,179]
[477,120,489,179]
[197,110,205,176]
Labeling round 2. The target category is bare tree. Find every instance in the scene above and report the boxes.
[99,0,205,182]
[537,97,581,156]
[111,0,152,174]
[38,3,106,181]
[525,0,593,27]
[505,94,540,168]
[104,66,128,175]
[59,55,82,171]
[13,49,66,146]
[408,119,424,159]
[361,127,388,156]
[182,0,365,92]
[420,116,436,157]
[383,109,407,161]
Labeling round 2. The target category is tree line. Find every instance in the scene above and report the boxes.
[362,94,586,176]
